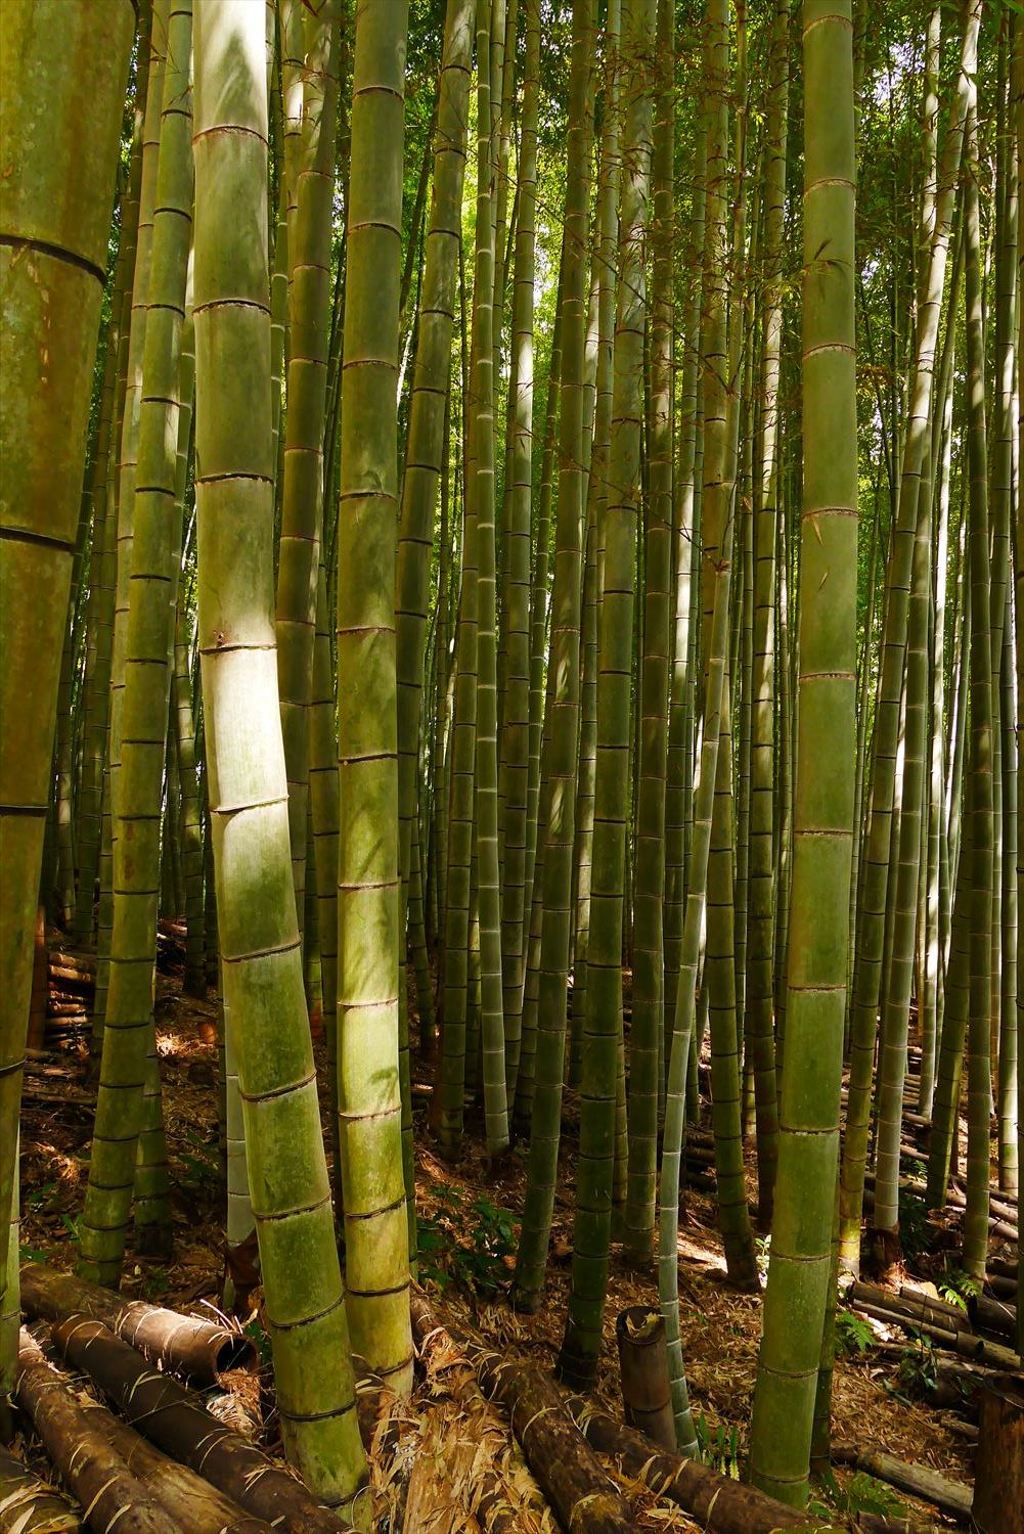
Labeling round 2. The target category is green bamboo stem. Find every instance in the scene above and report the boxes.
[961,91,992,1284]
[837,0,980,1272]
[623,0,674,1265]
[749,0,858,1504]
[468,0,510,1155]
[559,0,654,1390]
[335,0,414,1393]
[397,0,475,1121]
[0,0,134,1393]
[659,521,734,1458]
[275,2,340,933]
[745,0,788,1230]
[192,1,367,1508]
[78,0,193,1286]
[512,0,601,1311]
[497,0,538,1096]
[98,4,169,1053]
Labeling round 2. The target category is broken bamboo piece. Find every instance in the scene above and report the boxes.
[49,1316,350,1532]
[21,1262,256,1385]
[830,1444,972,1523]
[15,1330,179,1534]
[0,1445,80,1533]
[564,1397,816,1534]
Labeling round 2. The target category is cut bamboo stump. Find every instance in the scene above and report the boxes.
[971,1375,1024,1534]
[410,1293,632,1534]
[87,1403,271,1534]
[0,1445,80,1533]
[15,1330,179,1534]
[21,1262,256,1385]
[830,1444,972,1523]
[49,1316,350,1532]
[614,1307,675,1452]
[563,1398,816,1534]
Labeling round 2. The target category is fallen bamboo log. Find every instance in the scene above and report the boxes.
[15,1330,178,1534]
[854,1516,943,1534]
[87,1401,271,1534]
[564,1398,818,1534]
[50,1316,351,1532]
[21,1262,256,1385]
[410,1293,633,1534]
[848,1283,965,1332]
[472,1356,634,1534]
[830,1444,971,1523]
[847,1294,1021,1371]
[0,1445,80,1533]
[968,1292,1017,1342]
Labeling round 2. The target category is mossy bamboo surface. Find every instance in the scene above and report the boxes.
[192,1,367,1509]
[0,0,134,1384]
[749,0,858,1504]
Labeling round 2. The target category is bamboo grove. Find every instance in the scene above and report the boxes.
[0,0,1021,1523]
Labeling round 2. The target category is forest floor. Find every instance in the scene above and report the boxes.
[14,932,986,1531]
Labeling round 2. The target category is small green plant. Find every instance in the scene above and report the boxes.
[937,1267,980,1310]
[814,1466,908,1522]
[19,1243,49,1264]
[897,1187,932,1263]
[895,1336,938,1397]
[417,1183,517,1297]
[243,1316,272,1368]
[176,1128,221,1190]
[695,1411,741,1478]
[835,1308,875,1357]
[142,1266,170,1300]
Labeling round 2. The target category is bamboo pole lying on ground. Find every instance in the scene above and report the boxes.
[21,1261,256,1384]
[15,1330,179,1534]
[564,1397,817,1534]
[49,1316,350,1532]
[0,1445,80,1533]
[830,1445,972,1523]
[86,1402,272,1534]
[846,1287,1022,1372]
[409,1292,633,1534]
